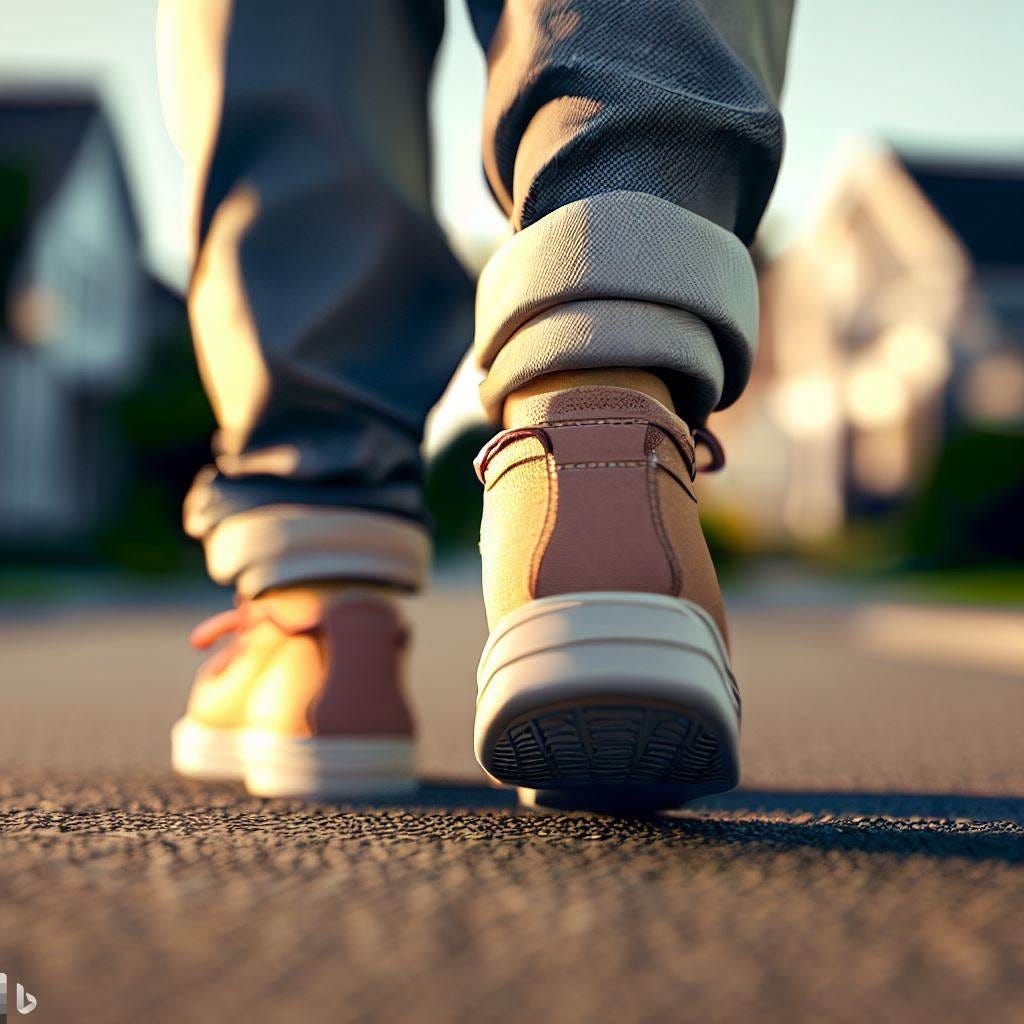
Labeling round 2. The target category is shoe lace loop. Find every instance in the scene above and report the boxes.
[692,426,726,474]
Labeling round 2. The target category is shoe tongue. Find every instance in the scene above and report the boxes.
[504,384,691,436]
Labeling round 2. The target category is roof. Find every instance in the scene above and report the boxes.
[0,93,103,239]
[900,155,1024,267]
[0,92,139,339]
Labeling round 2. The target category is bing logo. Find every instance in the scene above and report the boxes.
[0,974,37,1019]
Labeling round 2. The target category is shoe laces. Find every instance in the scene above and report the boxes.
[692,426,726,473]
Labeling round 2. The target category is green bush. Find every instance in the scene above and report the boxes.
[95,322,214,575]
[901,426,1024,568]
[424,424,492,556]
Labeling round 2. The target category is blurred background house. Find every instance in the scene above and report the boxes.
[700,146,1024,573]
[0,92,206,569]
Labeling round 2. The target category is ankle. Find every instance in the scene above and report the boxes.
[250,580,400,615]
[502,368,674,427]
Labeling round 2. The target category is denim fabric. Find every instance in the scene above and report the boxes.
[172,0,472,542]
[478,0,788,241]
[163,0,792,591]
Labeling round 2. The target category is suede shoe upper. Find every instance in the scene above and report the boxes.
[476,386,728,644]
[186,589,414,739]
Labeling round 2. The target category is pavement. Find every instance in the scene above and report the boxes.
[1,573,1022,1023]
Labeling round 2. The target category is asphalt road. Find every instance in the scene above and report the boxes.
[1,577,1022,1023]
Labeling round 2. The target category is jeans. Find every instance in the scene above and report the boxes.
[159,0,793,595]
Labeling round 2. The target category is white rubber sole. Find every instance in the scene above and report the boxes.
[171,717,416,800]
[475,592,740,811]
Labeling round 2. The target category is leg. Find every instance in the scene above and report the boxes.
[159,0,469,797]
[470,0,791,421]
[161,0,472,597]
[468,0,793,808]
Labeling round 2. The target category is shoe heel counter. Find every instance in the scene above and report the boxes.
[309,600,414,738]
[533,421,678,599]
[479,421,684,626]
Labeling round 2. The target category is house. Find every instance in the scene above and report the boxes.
[0,93,183,549]
[701,145,1024,544]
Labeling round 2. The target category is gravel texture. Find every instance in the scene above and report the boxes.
[1,588,1022,1023]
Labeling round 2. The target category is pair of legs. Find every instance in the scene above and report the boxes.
[164,0,793,808]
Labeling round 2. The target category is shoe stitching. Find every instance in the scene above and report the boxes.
[540,418,696,470]
[646,452,683,596]
[555,459,648,470]
[528,448,560,599]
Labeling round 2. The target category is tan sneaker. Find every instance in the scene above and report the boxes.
[171,587,415,799]
[474,385,739,811]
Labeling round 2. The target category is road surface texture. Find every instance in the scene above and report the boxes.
[1,574,1022,1023]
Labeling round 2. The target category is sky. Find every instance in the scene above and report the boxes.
[1,0,1022,287]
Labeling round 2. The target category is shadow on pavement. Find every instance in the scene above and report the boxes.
[661,807,1023,865]
[410,783,1024,822]
[6,778,1020,865]
[400,784,1024,865]
[406,782,518,809]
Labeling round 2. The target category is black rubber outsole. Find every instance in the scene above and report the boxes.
[484,702,736,811]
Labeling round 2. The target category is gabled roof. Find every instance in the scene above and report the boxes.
[0,92,140,340]
[0,92,102,242]
[899,155,1024,267]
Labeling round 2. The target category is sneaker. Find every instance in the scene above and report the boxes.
[171,587,416,799]
[473,385,739,812]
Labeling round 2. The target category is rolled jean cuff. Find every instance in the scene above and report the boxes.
[473,190,758,421]
[197,505,431,597]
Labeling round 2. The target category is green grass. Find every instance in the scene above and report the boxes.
[883,566,1024,607]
